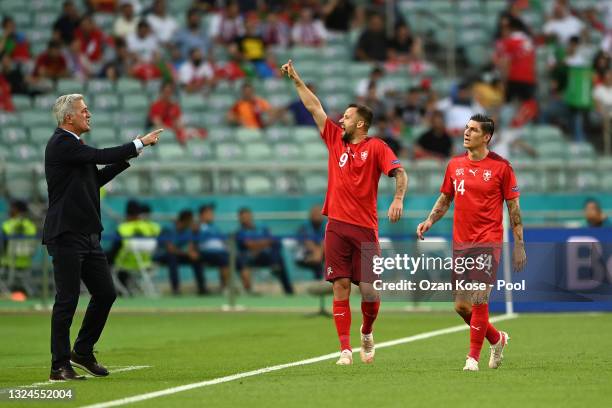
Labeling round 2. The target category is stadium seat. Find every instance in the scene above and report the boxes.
[302,142,327,160]
[243,175,274,195]
[12,95,32,110]
[90,111,115,128]
[274,143,302,160]
[293,127,320,143]
[37,178,47,198]
[267,93,292,107]
[157,143,186,161]
[516,171,541,192]
[574,171,600,191]
[87,78,114,93]
[122,94,150,111]
[115,112,146,128]
[321,94,351,113]
[1,127,28,144]
[56,79,85,95]
[182,172,207,195]
[11,144,39,162]
[93,93,121,111]
[118,127,146,143]
[180,93,205,111]
[201,111,226,127]
[105,174,143,195]
[206,93,235,110]
[33,11,56,27]
[216,143,245,160]
[537,142,567,159]
[207,126,235,142]
[0,113,20,126]
[265,126,293,142]
[20,109,55,127]
[568,142,595,158]
[303,173,328,193]
[116,78,143,94]
[5,177,35,200]
[533,125,564,143]
[33,94,58,110]
[235,128,264,143]
[188,140,215,160]
[0,145,10,162]
[152,175,183,195]
[29,126,52,144]
[90,127,118,147]
[244,143,273,161]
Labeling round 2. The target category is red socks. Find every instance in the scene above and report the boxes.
[333,300,351,351]
[468,304,490,361]
[361,301,380,334]
[460,309,501,345]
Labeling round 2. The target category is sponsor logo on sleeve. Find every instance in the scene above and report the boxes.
[391,159,400,165]
[512,186,520,192]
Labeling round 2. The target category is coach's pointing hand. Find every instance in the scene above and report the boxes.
[388,198,403,223]
[416,219,432,240]
[140,128,164,146]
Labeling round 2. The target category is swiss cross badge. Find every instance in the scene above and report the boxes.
[483,169,492,181]
[361,151,368,161]
[455,168,464,176]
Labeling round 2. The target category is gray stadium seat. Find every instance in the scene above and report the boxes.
[20,109,55,127]
[29,127,52,144]
[91,127,118,147]
[235,128,264,143]
[244,175,273,195]
[122,94,150,111]
[1,127,28,144]
[188,140,215,160]
[302,142,327,160]
[182,173,207,195]
[56,79,85,95]
[244,143,273,161]
[5,177,34,200]
[207,126,235,142]
[152,175,182,195]
[293,127,320,143]
[116,78,143,94]
[158,143,186,161]
[33,94,58,110]
[216,143,244,160]
[274,143,302,160]
[12,95,31,110]
[303,174,328,193]
[93,94,121,111]
[11,144,39,162]
[87,78,114,93]
[265,126,293,142]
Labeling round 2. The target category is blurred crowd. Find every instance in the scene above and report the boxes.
[2,0,612,154]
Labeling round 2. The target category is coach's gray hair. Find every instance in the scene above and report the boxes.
[53,94,84,125]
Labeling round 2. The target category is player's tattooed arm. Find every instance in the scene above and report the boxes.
[280,59,327,132]
[427,193,452,224]
[506,197,527,272]
[416,193,452,240]
[390,168,407,200]
[387,168,407,223]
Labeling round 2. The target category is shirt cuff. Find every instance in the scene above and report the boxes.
[133,138,144,152]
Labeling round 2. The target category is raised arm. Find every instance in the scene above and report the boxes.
[416,192,453,240]
[280,59,327,133]
[387,168,407,223]
[506,197,526,272]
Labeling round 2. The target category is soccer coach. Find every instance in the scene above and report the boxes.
[43,94,163,381]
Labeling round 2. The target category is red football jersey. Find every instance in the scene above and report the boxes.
[321,118,402,230]
[495,31,535,84]
[441,151,520,244]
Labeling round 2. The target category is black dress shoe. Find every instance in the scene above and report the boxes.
[70,351,109,377]
[49,365,86,381]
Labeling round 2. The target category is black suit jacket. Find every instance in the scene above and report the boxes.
[42,128,138,244]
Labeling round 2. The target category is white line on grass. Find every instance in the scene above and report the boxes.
[9,366,152,389]
[80,314,518,408]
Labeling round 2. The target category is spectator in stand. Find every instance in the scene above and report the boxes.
[295,205,326,280]
[583,199,611,227]
[414,111,452,159]
[361,82,387,122]
[355,13,388,62]
[388,23,413,65]
[592,51,611,86]
[113,0,139,39]
[543,1,584,45]
[33,40,69,81]
[146,0,178,46]
[74,14,106,64]
[131,49,176,82]
[64,38,93,81]
[174,8,210,60]
[227,82,280,128]
[495,0,531,39]
[261,12,290,48]
[0,17,30,63]
[355,66,390,99]
[322,0,355,33]
[100,37,135,80]
[178,48,215,93]
[291,8,327,47]
[0,72,14,112]
[395,86,425,127]
[284,83,319,126]
[127,20,159,63]
[53,0,82,45]
[209,0,245,45]
[438,82,485,136]
[149,81,203,144]
[0,54,34,96]
[593,69,612,124]
[374,116,403,157]
[232,17,267,75]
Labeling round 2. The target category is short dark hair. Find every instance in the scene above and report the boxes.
[469,114,495,138]
[238,207,251,215]
[178,209,193,222]
[584,198,601,210]
[199,203,215,213]
[347,103,373,130]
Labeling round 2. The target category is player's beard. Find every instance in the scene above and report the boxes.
[342,129,354,143]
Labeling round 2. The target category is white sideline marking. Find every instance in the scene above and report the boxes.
[80,314,518,408]
[5,366,151,390]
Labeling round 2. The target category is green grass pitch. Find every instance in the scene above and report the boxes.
[1,309,611,407]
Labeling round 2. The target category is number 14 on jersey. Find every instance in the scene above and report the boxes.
[453,179,465,195]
